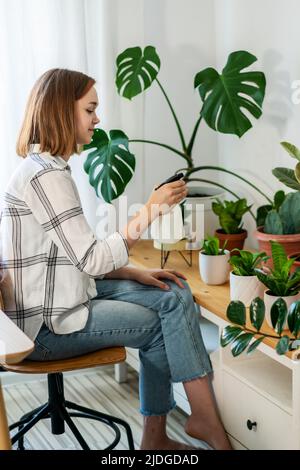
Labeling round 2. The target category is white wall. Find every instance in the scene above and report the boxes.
[214,0,300,247]
[1,0,299,245]
[142,0,217,199]
[108,0,217,229]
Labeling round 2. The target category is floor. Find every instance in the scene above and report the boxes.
[3,365,200,450]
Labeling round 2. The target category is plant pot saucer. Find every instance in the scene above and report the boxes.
[153,239,188,252]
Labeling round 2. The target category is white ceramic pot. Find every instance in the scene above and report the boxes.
[184,186,225,250]
[151,204,184,243]
[264,290,300,330]
[230,272,265,307]
[199,250,230,285]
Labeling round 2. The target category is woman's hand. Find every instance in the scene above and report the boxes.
[120,180,187,252]
[146,180,188,217]
[132,268,188,290]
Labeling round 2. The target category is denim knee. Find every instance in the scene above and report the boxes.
[163,279,195,311]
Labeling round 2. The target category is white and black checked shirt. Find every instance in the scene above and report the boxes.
[0,145,129,340]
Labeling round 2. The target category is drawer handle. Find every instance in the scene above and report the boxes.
[246,419,257,431]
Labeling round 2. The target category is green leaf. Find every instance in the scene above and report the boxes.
[201,236,220,255]
[250,297,265,331]
[276,335,290,355]
[83,129,135,202]
[270,241,287,273]
[194,50,266,138]
[247,336,265,355]
[226,301,246,326]
[220,325,243,347]
[256,204,272,227]
[231,333,255,357]
[273,190,285,211]
[295,162,300,184]
[116,46,160,100]
[280,141,300,161]
[270,298,288,334]
[287,301,300,336]
[272,168,300,191]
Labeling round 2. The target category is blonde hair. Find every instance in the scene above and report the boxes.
[16,68,95,158]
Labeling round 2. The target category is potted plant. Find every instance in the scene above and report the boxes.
[254,142,300,261]
[254,241,300,329]
[199,236,230,285]
[221,296,300,357]
[83,46,268,241]
[229,249,269,306]
[212,198,252,252]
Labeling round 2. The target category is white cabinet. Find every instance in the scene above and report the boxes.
[116,304,300,449]
[222,371,294,450]
[200,307,300,450]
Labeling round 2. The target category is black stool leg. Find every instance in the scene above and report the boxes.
[59,406,90,450]
[10,403,50,447]
[48,373,65,434]
[66,400,135,450]
[68,411,121,450]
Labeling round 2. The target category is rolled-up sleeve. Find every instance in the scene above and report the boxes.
[24,168,128,276]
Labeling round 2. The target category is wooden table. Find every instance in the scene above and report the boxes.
[130,240,299,361]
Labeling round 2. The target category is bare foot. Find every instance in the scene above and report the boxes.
[140,436,204,450]
[185,415,233,450]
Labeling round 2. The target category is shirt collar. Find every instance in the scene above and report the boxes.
[29,144,71,171]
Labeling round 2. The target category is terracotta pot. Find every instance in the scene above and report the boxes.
[288,252,300,273]
[253,226,300,268]
[215,229,247,254]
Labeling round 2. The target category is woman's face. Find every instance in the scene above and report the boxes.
[75,86,100,145]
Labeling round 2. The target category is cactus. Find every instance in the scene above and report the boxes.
[264,192,300,235]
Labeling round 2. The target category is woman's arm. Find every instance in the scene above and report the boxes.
[103,266,138,280]
[104,266,187,290]
[121,180,187,250]
[24,169,187,277]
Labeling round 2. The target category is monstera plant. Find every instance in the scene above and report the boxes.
[84,46,268,203]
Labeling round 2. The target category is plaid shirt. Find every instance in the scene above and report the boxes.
[0,145,129,340]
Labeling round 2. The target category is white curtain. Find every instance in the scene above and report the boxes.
[0,0,145,232]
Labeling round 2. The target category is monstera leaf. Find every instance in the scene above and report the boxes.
[194,51,266,137]
[83,129,135,203]
[116,46,160,99]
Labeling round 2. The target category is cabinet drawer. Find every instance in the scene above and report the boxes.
[222,371,295,450]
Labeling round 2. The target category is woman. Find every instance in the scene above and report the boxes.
[0,69,231,450]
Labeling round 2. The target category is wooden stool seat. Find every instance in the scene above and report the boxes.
[2,346,126,374]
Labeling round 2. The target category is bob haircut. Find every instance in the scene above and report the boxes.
[16,68,95,158]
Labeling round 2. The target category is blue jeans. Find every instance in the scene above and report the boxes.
[28,278,212,416]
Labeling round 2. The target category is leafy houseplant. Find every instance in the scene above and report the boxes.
[254,241,300,328]
[212,198,252,251]
[83,46,267,205]
[221,296,300,356]
[272,141,300,192]
[254,142,300,262]
[229,249,269,276]
[199,236,230,285]
[201,236,228,255]
[229,249,269,307]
